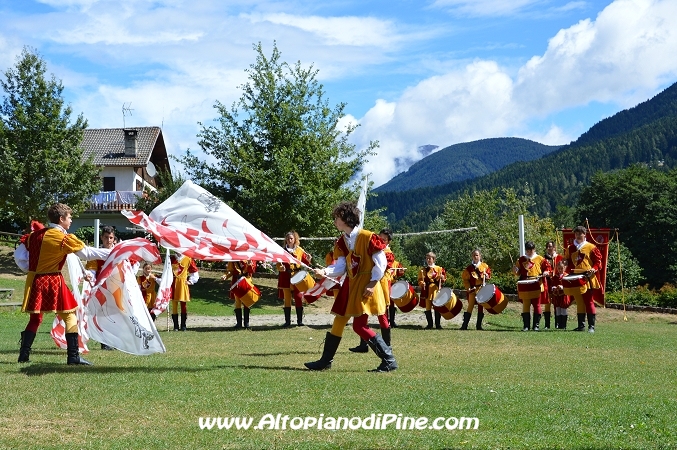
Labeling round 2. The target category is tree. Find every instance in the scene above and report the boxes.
[134,168,186,214]
[577,164,677,287]
[0,47,100,230]
[605,241,644,292]
[179,42,376,238]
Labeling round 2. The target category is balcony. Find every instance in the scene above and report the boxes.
[86,191,144,211]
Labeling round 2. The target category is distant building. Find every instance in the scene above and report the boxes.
[71,126,171,234]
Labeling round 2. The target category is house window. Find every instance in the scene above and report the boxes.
[103,177,115,191]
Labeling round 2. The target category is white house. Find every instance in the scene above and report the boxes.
[71,126,172,233]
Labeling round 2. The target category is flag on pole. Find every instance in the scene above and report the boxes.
[85,238,166,355]
[356,175,368,230]
[151,248,174,317]
[122,180,303,264]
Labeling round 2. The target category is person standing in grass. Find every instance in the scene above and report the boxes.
[170,253,199,331]
[85,225,117,350]
[276,231,312,327]
[15,203,110,365]
[563,225,603,333]
[138,262,158,320]
[513,241,551,331]
[222,260,257,329]
[460,249,491,330]
[543,241,562,330]
[549,259,573,330]
[418,252,447,329]
[305,201,397,372]
[348,228,398,353]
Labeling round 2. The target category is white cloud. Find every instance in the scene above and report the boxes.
[431,0,543,17]
[356,0,677,187]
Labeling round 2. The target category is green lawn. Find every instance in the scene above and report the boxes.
[1,304,676,449]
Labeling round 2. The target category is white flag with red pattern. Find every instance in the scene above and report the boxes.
[85,238,166,355]
[121,180,303,264]
[51,253,90,353]
[151,248,174,316]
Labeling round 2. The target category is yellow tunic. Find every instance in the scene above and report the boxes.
[172,256,195,302]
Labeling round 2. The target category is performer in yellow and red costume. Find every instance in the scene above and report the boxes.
[543,241,562,330]
[306,201,397,372]
[513,241,551,331]
[548,258,573,330]
[223,260,257,329]
[460,249,491,331]
[170,254,199,331]
[15,203,110,365]
[138,262,158,319]
[276,231,312,327]
[85,225,117,350]
[418,252,447,329]
[349,228,398,353]
[563,225,603,333]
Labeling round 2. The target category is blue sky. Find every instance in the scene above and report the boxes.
[1,0,676,187]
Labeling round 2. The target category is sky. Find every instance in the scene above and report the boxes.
[1,0,676,188]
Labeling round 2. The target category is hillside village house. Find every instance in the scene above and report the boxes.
[71,127,171,233]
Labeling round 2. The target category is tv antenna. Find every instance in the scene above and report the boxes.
[122,103,134,128]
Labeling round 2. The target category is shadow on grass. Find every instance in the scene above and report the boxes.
[239,350,318,357]
[18,363,217,376]
[216,364,308,372]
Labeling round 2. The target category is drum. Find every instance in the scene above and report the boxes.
[230,276,261,308]
[562,274,588,295]
[390,280,418,312]
[475,284,507,314]
[516,278,542,301]
[291,270,315,292]
[432,287,463,320]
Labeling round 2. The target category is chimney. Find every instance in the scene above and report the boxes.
[123,129,138,157]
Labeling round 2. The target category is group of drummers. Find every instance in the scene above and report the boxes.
[219,224,603,336]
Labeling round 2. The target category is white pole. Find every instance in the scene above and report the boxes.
[94,218,100,248]
[518,215,525,256]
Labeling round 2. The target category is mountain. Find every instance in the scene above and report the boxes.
[368,81,677,230]
[375,138,561,192]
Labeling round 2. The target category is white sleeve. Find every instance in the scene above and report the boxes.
[324,256,347,277]
[14,243,29,273]
[371,250,386,281]
[75,247,111,261]
[187,271,199,285]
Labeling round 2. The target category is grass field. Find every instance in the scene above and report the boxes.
[2,247,677,449]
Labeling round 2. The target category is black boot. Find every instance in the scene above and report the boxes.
[381,327,392,347]
[150,312,157,322]
[460,312,471,330]
[171,314,179,331]
[180,313,187,331]
[283,307,292,327]
[349,339,369,353]
[434,310,443,329]
[66,333,92,366]
[243,307,251,329]
[574,313,586,331]
[18,330,36,363]
[521,313,530,331]
[561,314,568,330]
[532,313,541,332]
[544,312,551,330]
[587,313,596,333]
[389,304,397,328]
[476,312,484,330]
[305,332,341,370]
[234,308,243,329]
[367,334,398,372]
[424,310,433,329]
[101,343,114,350]
[296,306,304,326]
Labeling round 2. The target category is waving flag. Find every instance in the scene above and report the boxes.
[51,254,91,353]
[151,248,174,316]
[85,239,166,355]
[303,274,345,303]
[122,180,303,264]
[356,175,368,230]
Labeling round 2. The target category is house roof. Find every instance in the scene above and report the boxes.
[80,127,162,166]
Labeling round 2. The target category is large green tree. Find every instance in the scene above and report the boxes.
[179,42,375,238]
[577,164,677,287]
[0,47,100,230]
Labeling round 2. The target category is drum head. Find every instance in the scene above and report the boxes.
[563,274,585,281]
[475,284,495,304]
[290,270,308,284]
[432,287,452,307]
[390,281,410,299]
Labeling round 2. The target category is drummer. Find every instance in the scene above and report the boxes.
[222,260,257,329]
[549,259,573,329]
[418,252,447,329]
[460,249,491,330]
[276,231,312,327]
[513,241,551,331]
[543,241,562,329]
[349,228,397,353]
